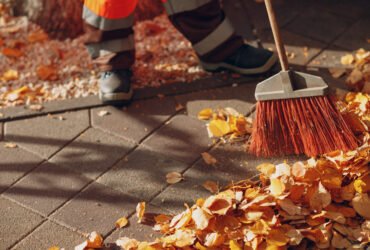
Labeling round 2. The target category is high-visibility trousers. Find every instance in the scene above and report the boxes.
[82,0,243,71]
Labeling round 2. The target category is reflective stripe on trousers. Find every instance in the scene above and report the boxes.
[86,35,135,58]
[83,5,134,31]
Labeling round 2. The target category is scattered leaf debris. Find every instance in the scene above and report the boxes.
[166,172,183,184]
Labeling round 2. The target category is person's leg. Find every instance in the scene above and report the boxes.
[82,0,138,104]
[163,0,277,74]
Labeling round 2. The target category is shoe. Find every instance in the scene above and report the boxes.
[200,44,277,75]
[98,69,133,105]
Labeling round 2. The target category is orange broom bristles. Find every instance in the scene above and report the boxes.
[249,96,358,157]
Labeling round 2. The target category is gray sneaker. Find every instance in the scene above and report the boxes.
[200,44,277,75]
[98,69,133,105]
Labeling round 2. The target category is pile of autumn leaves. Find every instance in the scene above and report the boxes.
[66,93,370,250]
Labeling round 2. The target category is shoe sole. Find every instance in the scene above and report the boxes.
[201,53,278,75]
[99,88,134,106]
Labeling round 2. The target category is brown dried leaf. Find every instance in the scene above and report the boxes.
[166,172,183,184]
[329,67,346,78]
[27,30,48,43]
[201,152,217,165]
[2,47,23,58]
[202,180,219,194]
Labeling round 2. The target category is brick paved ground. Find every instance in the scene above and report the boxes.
[0,0,369,249]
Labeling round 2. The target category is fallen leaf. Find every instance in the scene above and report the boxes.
[266,228,289,247]
[116,237,139,250]
[201,152,217,165]
[341,54,354,65]
[204,232,225,247]
[115,216,129,228]
[136,202,146,223]
[207,120,230,137]
[257,163,276,177]
[2,47,23,58]
[352,193,370,219]
[175,103,184,111]
[47,247,60,250]
[192,206,212,230]
[309,182,331,212]
[97,110,110,117]
[269,178,285,197]
[36,65,59,81]
[5,142,17,148]
[27,29,48,43]
[87,231,103,248]
[2,69,18,81]
[229,240,242,250]
[29,104,43,111]
[166,172,183,184]
[197,108,213,120]
[202,181,219,194]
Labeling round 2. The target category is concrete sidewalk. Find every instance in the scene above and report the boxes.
[1,0,369,249]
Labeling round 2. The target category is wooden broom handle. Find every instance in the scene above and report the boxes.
[264,0,289,71]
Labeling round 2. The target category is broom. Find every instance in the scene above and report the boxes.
[249,0,358,157]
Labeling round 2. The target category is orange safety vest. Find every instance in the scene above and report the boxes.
[84,0,138,19]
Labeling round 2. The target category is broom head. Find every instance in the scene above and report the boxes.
[250,71,358,157]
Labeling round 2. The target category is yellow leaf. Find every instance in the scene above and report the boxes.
[192,206,212,230]
[207,120,231,137]
[116,237,139,250]
[266,228,289,247]
[203,190,234,215]
[166,172,183,184]
[136,202,145,223]
[269,178,285,197]
[229,240,242,250]
[115,216,129,228]
[204,232,225,247]
[48,247,60,250]
[195,242,207,250]
[201,152,217,165]
[197,108,213,120]
[257,163,276,177]
[202,180,219,194]
[170,209,192,229]
[341,54,354,65]
[354,174,370,193]
[2,69,18,81]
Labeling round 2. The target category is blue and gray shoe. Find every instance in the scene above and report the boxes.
[98,69,133,105]
[200,44,277,75]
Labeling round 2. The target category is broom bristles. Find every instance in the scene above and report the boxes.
[249,96,358,157]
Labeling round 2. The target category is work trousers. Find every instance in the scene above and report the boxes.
[82,0,244,71]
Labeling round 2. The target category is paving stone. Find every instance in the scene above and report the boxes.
[243,0,306,31]
[49,128,135,179]
[52,182,139,236]
[5,110,90,159]
[313,0,370,20]
[285,6,354,43]
[142,115,212,164]
[13,221,84,250]
[307,46,352,69]
[0,142,43,193]
[3,162,90,216]
[151,143,306,214]
[175,84,257,118]
[333,17,370,50]
[258,29,326,66]
[91,97,178,144]
[0,197,44,249]
[97,146,188,201]
[105,204,168,243]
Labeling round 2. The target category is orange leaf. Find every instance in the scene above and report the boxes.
[115,216,129,228]
[136,202,145,223]
[36,65,59,81]
[27,30,48,43]
[2,47,23,58]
